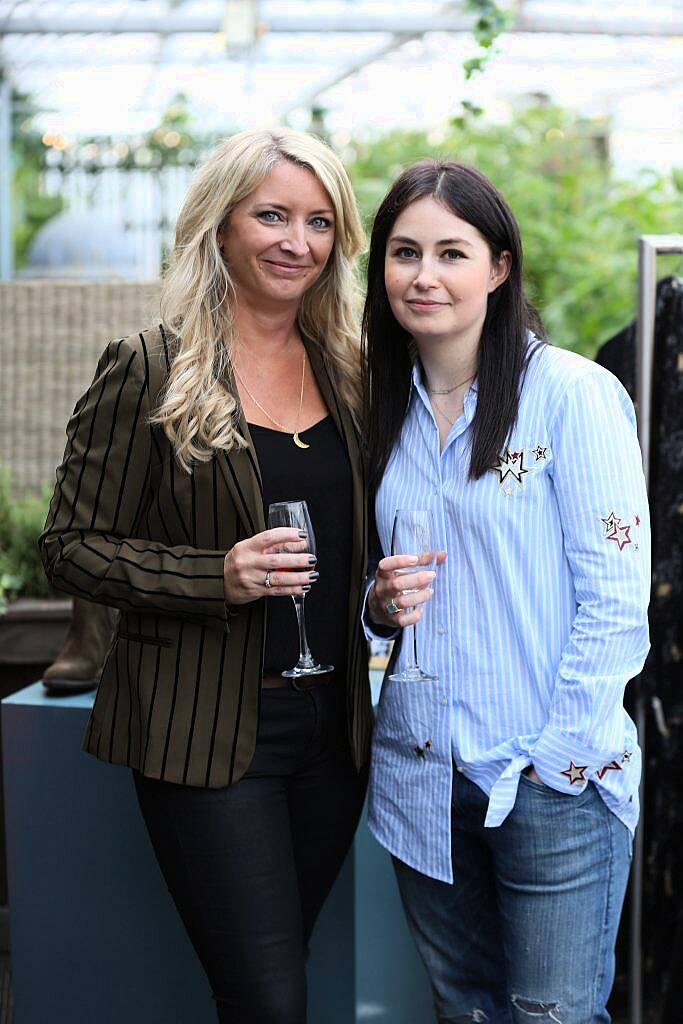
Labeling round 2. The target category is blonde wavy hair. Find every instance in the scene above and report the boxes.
[152,127,366,470]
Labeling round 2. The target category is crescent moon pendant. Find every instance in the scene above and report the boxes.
[293,432,310,450]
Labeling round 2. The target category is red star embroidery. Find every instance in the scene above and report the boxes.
[635,516,641,526]
[560,761,588,786]
[607,521,632,551]
[596,760,622,780]
[601,511,633,551]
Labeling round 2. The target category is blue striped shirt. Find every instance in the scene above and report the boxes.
[366,342,651,883]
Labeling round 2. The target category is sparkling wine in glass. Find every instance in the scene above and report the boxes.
[388,509,437,683]
[267,500,333,679]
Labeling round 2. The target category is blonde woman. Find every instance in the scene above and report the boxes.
[39,128,370,1023]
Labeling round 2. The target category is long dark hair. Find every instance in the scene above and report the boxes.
[361,159,546,494]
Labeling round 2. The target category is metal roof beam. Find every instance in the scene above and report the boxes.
[2,10,683,37]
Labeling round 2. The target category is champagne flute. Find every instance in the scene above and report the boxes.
[267,500,333,678]
[388,509,437,683]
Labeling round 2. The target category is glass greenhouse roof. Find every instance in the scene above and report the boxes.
[2,1,683,173]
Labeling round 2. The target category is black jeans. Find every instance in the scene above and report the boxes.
[133,682,367,1024]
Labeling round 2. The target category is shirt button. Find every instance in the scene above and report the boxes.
[437,626,445,636]
[441,696,448,705]
[456,765,464,773]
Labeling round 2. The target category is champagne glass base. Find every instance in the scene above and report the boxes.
[389,668,437,683]
[282,663,334,678]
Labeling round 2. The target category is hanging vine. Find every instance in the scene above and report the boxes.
[463,0,514,78]
[457,0,515,121]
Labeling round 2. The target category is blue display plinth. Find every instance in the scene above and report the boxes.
[3,680,433,1023]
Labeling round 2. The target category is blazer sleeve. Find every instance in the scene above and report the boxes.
[39,337,230,631]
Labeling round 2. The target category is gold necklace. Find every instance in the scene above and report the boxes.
[427,372,475,396]
[430,394,458,427]
[233,350,310,449]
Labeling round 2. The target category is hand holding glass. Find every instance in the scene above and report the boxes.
[389,509,437,683]
[267,500,333,678]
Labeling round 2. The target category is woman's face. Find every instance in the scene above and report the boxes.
[218,161,336,312]
[384,195,510,349]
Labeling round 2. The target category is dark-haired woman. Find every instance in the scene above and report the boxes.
[362,161,650,1023]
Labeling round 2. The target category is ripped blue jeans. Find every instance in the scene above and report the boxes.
[392,771,632,1024]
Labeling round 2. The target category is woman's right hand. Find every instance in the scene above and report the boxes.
[223,528,317,605]
[367,552,444,629]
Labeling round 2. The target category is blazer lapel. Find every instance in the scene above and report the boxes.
[215,371,266,539]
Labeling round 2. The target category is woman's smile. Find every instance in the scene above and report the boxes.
[405,298,449,312]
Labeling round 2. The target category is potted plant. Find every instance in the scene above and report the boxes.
[0,466,71,686]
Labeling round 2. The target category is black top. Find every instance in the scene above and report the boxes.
[248,415,353,676]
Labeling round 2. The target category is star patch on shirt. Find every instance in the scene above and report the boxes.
[560,761,588,786]
[531,445,548,461]
[596,759,622,780]
[493,448,529,487]
[600,511,634,551]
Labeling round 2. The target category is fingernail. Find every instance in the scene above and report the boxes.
[309,571,319,581]
[298,530,307,538]
[302,585,312,593]
[308,556,317,564]
[409,555,419,564]
[427,588,434,596]
[426,571,436,579]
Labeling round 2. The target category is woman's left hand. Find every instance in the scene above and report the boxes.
[368,550,447,629]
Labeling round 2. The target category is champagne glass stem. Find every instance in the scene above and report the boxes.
[292,595,316,670]
[410,622,419,673]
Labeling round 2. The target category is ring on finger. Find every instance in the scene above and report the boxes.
[386,599,400,615]
[264,571,272,589]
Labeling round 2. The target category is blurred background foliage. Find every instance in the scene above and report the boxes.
[0,468,56,608]
[12,90,64,269]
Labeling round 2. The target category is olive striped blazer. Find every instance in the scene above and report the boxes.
[39,326,372,787]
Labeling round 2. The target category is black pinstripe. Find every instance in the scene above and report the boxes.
[39,326,372,788]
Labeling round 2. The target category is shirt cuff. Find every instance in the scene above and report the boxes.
[361,576,400,644]
[531,725,625,795]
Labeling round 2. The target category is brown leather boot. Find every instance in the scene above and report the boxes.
[42,597,118,694]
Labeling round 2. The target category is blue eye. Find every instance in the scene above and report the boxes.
[394,246,418,259]
[444,249,465,260]
[258,210,281,223]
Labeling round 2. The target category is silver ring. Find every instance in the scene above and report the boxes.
[386,600,399,615]
[264,571,272,589]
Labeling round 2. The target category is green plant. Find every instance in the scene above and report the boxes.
[0,468,56,610]
[463,0,514,80]
[12,90,64,269]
